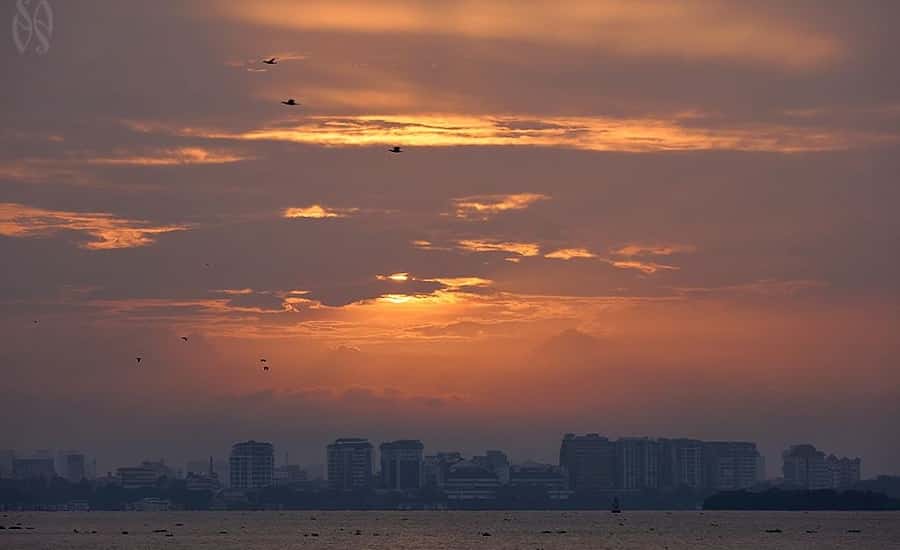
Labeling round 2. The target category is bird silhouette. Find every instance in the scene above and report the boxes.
[32,320,38,324]
[263,57,278,65]
[180,336,189,342]
[281,99,298,106]
[136,357,142,364]
[388,146,403,153]
[260,358,267,363]
[263,365,270,372]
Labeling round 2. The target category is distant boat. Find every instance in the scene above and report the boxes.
[611,496,622,513]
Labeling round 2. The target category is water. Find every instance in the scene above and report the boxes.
[1,511,898,549]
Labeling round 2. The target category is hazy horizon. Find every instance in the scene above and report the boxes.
[2,1,899,478]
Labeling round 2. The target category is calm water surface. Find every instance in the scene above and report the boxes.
[2,510,899,549]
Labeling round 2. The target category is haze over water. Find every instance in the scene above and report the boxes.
[3,511,900,549]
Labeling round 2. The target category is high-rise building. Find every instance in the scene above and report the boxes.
[117,466,160,489]
[229,440,275,489]
[13,456,56,479]
[424,451,463,487]
[782,444,830,489]
[703,441,760,490]
[509,462,572,500]
[826,454,861,489]
[661,438,706,489]
[327,438,373,491]
[63,452,86,483]
[0,450,15,478]
[782,444,860,490]
[379,440,424,490]
[616,437,660,490]
[443,460,501,501]
[559,433,616,492]
[472,450,511,485]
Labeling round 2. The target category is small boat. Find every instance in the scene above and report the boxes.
[611,496,623,513]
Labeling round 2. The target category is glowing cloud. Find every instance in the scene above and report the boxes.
[456,239,541,257]
[545,248,598,260]
[212,1,842,70]
[453,193,549,219]
[613,243,697,257]
[610,260,679,274]
[377,272,410,282]
[0,203,187,250]
[425,277,492,289]
[83,147,251,166]
[283,205,358,219]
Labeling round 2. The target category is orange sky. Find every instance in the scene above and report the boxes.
[2,0,899,474]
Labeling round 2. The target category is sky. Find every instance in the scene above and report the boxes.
[1,0,899,477]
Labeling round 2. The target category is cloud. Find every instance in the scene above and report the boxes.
[544,248,597,260]
[0,203,187,250]
[377,272,410,282]
[163,114,893,153]
[283,205,359,218]
[610,259,679,274]
[211,0,842,70]
[605,243,696,273]
[452,193,549,219]
[456,239,541,257]
[613,243,698,257]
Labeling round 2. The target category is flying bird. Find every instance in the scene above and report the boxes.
[281,99,298,106]
[260,358,267,363]
[263,57,278,64]
[33,320,38,324]
[388,146,403,153]
[180,336,189,342]
[263,365,270,372]
[136,357,142,364]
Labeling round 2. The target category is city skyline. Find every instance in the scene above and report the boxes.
[3,0,900,483]
[0,433,873,485]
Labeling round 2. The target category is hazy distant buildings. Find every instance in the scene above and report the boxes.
[660,438,705,489]
[783,444,860,490]
[327,438,373,491]
[509,462,572,500]
[62,452,86,483]
[616,437,660,490]
[827,454,861,489]
[424,451,463,487]
[559,433,616,491]
[443,460,501,501]
[703,441,761,491]
[230,441,275,489]
[0,449,14,478]
[13,456,56,479]
[472,450,511,485]
[117,465,160,489]
[274,464,308,486]
[379,440,424,491]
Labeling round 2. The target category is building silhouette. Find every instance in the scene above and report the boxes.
[783,444,860,490]
[472,450,511,484]
[62,452,86,483]
[443,460,501,501]
[327,438,373,491]
[559,433,616,491]
[379,440,424,490]
[509,461,572,501]
[229,440,274,489]
[423,451,463,487]
[659,438,705,489]
[616,437,660,490]
[703,441,761,490]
